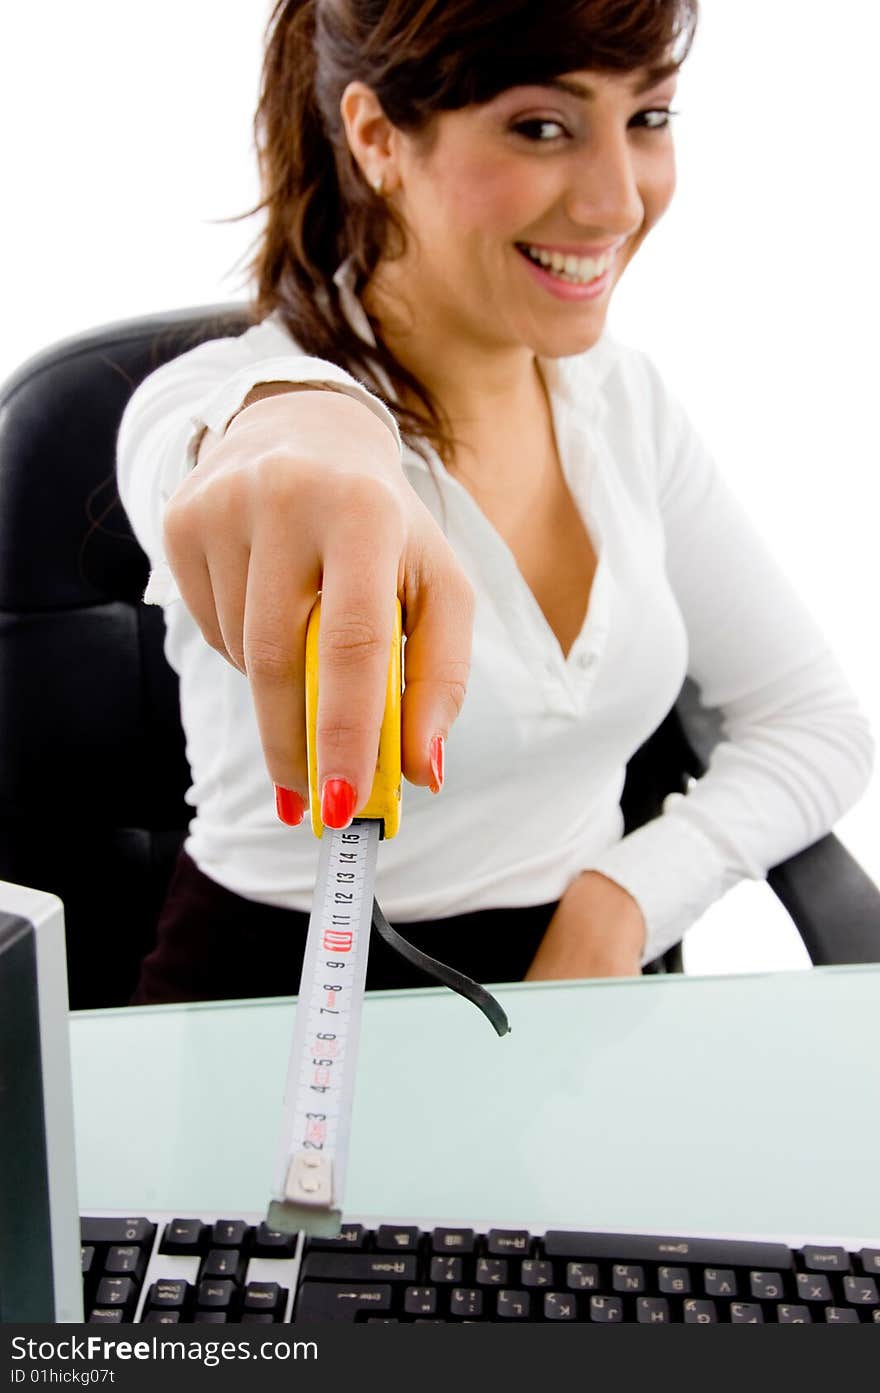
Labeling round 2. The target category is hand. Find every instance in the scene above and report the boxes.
[162,386,474,823]
[524,872,647,981]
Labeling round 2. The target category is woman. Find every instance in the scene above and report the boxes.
[117,0,873,1003]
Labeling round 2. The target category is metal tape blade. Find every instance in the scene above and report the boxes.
[268,818,379,1237]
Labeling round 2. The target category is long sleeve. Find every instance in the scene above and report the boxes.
[588,353,875,964]
[116,318,401,605]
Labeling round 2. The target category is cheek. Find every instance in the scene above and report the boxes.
[642,154,677,230]
[427,152,542,244]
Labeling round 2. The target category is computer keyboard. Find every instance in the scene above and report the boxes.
[79,1213,880,1323]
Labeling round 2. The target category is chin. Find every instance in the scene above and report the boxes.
[528,320,608,360]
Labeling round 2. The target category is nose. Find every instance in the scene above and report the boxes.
[564,121,644,239]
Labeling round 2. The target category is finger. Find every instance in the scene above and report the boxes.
[316,532,401,827]
[163,489,252,673]
[205,539,251,674]
[242,534,319,800]
[162,510,234,665]
[400,556,474,789]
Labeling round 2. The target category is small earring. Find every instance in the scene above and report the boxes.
[371,173,385,196]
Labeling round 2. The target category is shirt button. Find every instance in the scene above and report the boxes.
[576,651,597,671]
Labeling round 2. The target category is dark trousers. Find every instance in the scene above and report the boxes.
[132,849,561,1006]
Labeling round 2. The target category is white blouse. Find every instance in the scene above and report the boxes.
[116,267,874,965]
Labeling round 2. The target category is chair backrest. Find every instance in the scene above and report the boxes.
[0,307,699,1007]
[0,308,251,1007]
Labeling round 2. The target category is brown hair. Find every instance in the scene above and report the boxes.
[250,0,699,462]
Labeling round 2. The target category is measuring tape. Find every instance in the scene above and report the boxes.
[268,598,509,1238]
[267,598,401,1237]
[267,816,379,1236]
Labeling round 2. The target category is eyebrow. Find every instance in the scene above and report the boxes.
[541,64,680,100]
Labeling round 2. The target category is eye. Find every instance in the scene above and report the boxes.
[510,117,569,143]
[631,107,679,130]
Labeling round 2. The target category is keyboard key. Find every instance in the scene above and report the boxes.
[544,1230,792,1272]
[658,1266,690,1295]
[254,1223,297,1257]
[432,1228,475,1255]
[800,1246,850,1274]
[194,1313,227,1324]
[242,1314,277,1324]
[496,1290,530,1320]
[143,1312,180,1324]
[160,1219,207,1256]
[684,1300,718,1324]
[777,1305,812,1323]
[94,1277,135,1311]
[81,1246,95,1277]
[613,1264,645,1294]
[637,1297,671,1323]
[543,1292,576,1321]
[825,1307,860,1323]
[307,1224,366,1251]
[590,1295,623,1322]
[796,1273,833,1303]
[202,1249,245,1281]
[375,1225,420,1253]
[475,1258,508,1286]
[148,1280,189,1309]
[302,1253,417,1283]
[197,1279,236,1310]
[404,1287,437,1316]
[430,1256,463,1284]
[487,1229,530,1257]
[749,1271,785,1301]
[566,1262,599,1291]
[81,1217,155,1248]
[244,1282,286,1315]
[521,1260,553,1287]
[843,1276,879,1306]
[450,1288,483,1318]
[105,1245,147,1280]
[212,1221,251,1248]
[703,1268,737,1298]
[295,1282,392,1322]
[730,1303,764,1323]
[860,1249,880,1275]
[88,1310,123,1323]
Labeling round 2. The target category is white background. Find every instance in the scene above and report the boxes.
[4,2,878,974]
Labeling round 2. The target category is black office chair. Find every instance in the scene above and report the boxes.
[2,307,879,1008]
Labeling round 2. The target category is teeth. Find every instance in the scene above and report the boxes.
[521,244,613,284]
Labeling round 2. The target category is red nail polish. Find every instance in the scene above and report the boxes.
[321,778,357,829]
[274,785,305,827]
[429,735,445,794]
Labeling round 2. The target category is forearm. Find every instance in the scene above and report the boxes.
[524,871,646,981]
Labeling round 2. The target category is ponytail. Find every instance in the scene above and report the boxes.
[249,0,448,464]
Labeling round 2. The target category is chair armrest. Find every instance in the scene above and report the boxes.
[767,834,880,965]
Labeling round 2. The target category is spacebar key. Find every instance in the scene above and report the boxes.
[295,1283,393,1322]
[543,1231,793,1270]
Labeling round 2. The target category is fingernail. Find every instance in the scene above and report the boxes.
[429,735,445,794]
[274,785,306,827]
[321,778,358,829]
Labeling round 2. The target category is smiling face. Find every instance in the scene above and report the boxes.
[372,67,679,362]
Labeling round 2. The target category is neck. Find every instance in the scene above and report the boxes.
[362,263,544,460]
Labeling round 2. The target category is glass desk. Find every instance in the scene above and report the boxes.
[70,966,880,1244]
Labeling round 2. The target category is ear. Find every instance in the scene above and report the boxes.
[339,81,401,194]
